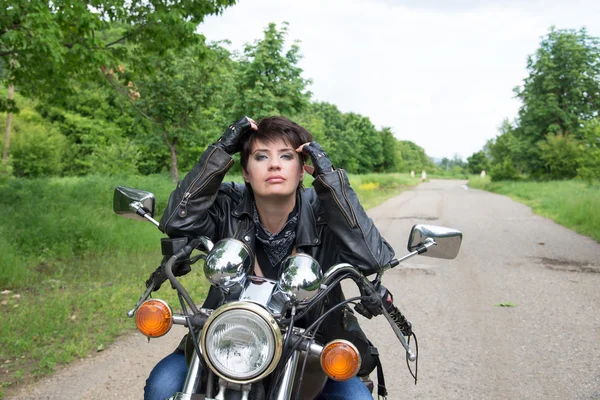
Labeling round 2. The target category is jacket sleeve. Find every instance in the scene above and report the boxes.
[313,169,395,275]
[159,145,234,239]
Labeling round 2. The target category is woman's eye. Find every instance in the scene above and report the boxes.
[281,153,294,160]
[254,154,267,161]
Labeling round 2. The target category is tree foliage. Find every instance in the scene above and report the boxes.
[466,151,489,174]
[232,22,311,119]
[397,140,434,172]
[0,0,237,103]
[485,27,600,181]
[1,17,435,179]
[577,118,600,182]
[112,41,235,181]
[515,27,600,143]
[379,127,401,172]
[294,102,413,174]
[8,109,67,177]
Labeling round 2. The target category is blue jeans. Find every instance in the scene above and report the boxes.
[144,352,372,400]
[317,376,373,400]
[144,352,188,400]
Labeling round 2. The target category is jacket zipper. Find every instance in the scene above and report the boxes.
[178,158,234,217]
[162,149,233,229]
[317,174,355,228]
[178,191,192,216]
[339,170,358,228]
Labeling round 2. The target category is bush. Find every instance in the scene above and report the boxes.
[538,133,583,179]
[86,140,142,176]
[8,109,68,177]
[0,159,13,185]
[53,111,142,176]
[577,120,600,183]
[490,158,521,181]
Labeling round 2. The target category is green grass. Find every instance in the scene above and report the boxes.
[0,171,418,396]
[349,173,420,209]
[468,176,600,242]
[0,174,212,395]
[426,171,470,180]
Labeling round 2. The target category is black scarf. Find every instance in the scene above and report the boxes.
[253,202,298,272]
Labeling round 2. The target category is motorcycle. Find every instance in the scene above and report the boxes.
[113,186,462,400]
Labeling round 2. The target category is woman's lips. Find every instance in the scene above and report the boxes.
[266,176,285,182]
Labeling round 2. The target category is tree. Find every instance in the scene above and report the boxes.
[513,27,600,176]
[0,0,237,97]
[2,80,13,165]
[0,0,237,164]
[538,133,582,179]
[466,151,490,174]
[343,113,383,173]
[577,117,600,182]
[397,140,434,172]
[292,108,334,153]
[306,102,356,170]
[231,22,311,119]
[439,157,451,170]
[379,127,401,172]
[114,41,235,181]
[484,118,528,178]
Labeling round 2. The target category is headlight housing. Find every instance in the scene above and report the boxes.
[201,302,282,384]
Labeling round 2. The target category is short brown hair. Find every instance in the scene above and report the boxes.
[240,116,312,172]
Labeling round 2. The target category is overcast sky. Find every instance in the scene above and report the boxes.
[199,0,600,160]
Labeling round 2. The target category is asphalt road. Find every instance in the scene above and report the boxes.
[7,180,600,399]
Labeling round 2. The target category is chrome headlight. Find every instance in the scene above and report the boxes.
[204,238,252,288]
[201,302,282,383]
[277,254,322,305]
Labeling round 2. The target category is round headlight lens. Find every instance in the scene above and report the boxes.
[204,308,277,380]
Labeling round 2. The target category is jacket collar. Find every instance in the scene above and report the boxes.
[232,188,320,247]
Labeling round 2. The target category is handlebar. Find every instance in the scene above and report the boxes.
[171,310,211,328]
[132,246,418,361]
[321,262,417,362]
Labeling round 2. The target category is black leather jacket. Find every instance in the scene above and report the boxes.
[159,145,395,373]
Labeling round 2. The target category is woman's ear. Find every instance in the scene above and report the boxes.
[242,168,250,183]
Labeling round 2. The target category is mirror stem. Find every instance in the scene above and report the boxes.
[131,202,160,227]
[141,213,160,227]
[384,238,437,271]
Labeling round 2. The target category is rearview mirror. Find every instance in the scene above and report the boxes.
[407,224,462,260]
[113,186,156,222]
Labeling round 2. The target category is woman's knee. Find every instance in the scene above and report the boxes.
[144,352,188,400]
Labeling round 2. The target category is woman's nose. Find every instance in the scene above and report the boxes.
[268,157,281,170]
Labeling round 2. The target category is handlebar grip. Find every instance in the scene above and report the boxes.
[387,304,413,337]
[174,244,193,259]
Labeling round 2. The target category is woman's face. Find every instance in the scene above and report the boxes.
[242,138,304,200]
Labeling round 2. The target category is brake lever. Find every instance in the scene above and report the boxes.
[381,306,417,361]
[127,282,155,318]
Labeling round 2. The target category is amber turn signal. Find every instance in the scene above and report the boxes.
[320,339,361,381]
[135,299,173,338]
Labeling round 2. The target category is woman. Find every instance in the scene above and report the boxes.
[146,116,395,400]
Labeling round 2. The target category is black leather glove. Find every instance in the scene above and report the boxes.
[301,141,334,177]
[213,116,253,155]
